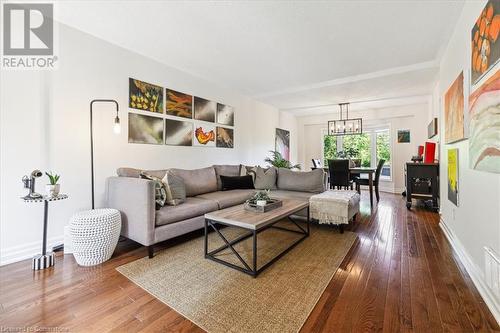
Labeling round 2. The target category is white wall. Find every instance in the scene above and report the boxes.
[0,23,295,265]
[297,103,429,193]
[437,0,500,321]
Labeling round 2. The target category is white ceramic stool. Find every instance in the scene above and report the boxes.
[69,208,121,266]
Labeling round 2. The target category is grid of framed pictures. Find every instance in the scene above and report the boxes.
[128,78,234,148]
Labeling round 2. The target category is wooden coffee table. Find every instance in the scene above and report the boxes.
[204,199,309,277]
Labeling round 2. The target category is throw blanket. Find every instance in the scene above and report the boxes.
[309,190,360,225]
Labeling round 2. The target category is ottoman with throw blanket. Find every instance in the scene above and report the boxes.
[309,190,360,233]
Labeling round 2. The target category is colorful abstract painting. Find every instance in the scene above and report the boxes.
[165,119,192,146]
[397,130,411,143]
[472,0,500,86]
[166,89,192,119]
[469,68,500,173]
[447,148,459,206]
[194,97,216,123]
[275,128,290,160]
[128,113,164,144]
[444,72,465,144]
[217,103,234,126]
[129,78,163,113]
[193,122,216,147]
[216,127,234,148]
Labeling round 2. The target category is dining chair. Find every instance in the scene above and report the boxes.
[355,159,385,201]
[328,159,354,190]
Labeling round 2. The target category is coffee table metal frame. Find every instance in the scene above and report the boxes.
[204,206,309,278]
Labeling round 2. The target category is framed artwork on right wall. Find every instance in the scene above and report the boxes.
[444,71,465,144]
[447,148,459,206]
[471,0,500,87]
[469,67,500,173]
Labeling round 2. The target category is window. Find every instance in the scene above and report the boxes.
[342,133,371,167]
[376,130,391,178]
[323,126,392,180]
[323,135,337,160]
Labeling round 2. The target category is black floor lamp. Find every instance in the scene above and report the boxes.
[90,99,121,209]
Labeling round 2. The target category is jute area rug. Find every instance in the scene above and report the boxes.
[117,222,357,333]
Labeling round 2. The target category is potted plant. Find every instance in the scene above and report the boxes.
[45,172,60,197]
[248,190,272,206]
[264,150,301,170]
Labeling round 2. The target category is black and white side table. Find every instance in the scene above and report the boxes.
[22,194,68,270]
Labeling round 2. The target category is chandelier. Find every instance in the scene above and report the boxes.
[327,103,363,136]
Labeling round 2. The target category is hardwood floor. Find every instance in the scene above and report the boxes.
[1,192,498,332]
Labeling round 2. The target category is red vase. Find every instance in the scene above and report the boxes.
[424,142,436,163]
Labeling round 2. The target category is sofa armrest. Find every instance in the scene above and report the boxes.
[106,176,156,246]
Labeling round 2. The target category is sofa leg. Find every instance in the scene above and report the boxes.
[339,224,344,234]
[147,245,154,258]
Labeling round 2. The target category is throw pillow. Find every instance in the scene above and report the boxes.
[140,172,167,210]
[239,164,248,176]
[251,166,277,190]
[213,165,241,191]
[220,175,254,191]
[162,171,186,206]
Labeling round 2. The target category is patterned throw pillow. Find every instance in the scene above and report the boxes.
[140,172,167,210]
[162,171,186,206]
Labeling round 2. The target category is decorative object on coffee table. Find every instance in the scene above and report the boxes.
[22,193,68,270]
[309,190,360,233]
[244,190,283,213]
[69,209,121,266]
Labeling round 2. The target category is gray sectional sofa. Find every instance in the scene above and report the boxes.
[106,165,325,257]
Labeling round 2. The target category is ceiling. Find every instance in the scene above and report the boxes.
[53,0,464,114]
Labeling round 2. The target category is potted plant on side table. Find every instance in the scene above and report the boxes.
[45,172,61,197]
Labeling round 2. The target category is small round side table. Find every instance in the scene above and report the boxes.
[22,194,68,270]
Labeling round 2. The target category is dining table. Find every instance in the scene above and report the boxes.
[320,167,377,208]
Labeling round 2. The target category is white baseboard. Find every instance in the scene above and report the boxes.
[0,235,64,266]
[439,219,500,325]
[378,186,405,194]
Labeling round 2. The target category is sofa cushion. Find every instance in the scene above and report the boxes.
[250,166,277,190]
[196,189,256,209]
[277,168,324,193]
[155,197,219,226]
[117,167,167,179]
[214,165,241,190]
[169,167,217,196]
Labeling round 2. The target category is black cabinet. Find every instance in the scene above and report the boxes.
[405,163,439,211]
